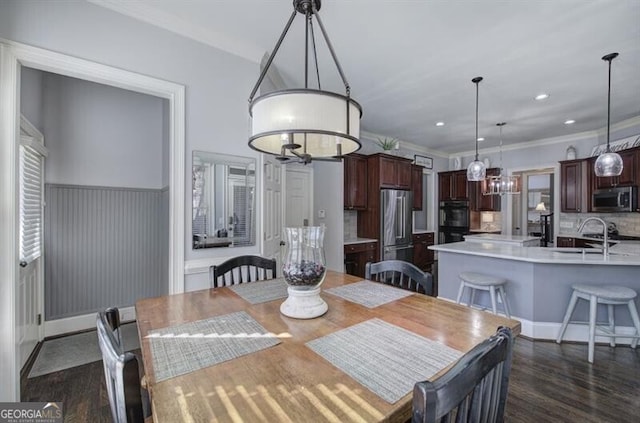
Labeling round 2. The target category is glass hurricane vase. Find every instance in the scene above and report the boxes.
[280,226,328,319]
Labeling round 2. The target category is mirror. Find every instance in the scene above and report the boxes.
[192,151,256,249]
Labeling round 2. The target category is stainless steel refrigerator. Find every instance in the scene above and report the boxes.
[380,189,413,262]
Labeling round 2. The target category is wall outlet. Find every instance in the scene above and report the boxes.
[318,209,326,219]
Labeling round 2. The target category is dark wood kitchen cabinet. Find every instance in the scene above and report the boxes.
[344,241,377,278]
[470,168,501,211]
[560,159,588,213]
[412,164,424,210]
[438,170,468,201]
[412,232,435,272]
[371,153,412,189]
[343,153,367,210]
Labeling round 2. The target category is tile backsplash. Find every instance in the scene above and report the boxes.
[344,210,358,240]
[559,212,640,236]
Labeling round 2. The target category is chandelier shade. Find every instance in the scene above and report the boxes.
[247,0,361,164]
[249,90,362,160]
[594,52,623,177]
[483,122,520,196]
[467,76,486,181]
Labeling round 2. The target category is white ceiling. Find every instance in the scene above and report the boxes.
[94,0,640,154]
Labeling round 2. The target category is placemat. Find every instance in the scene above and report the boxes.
[228,278,289,304]
[324,280,414,308]
[306,318,463,403]
[148,311,281,382]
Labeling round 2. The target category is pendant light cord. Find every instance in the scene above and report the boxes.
[472,77,483,161]
[602,52,618,153]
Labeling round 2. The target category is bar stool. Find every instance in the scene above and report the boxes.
[456,272,511,318]
[556,284,640,363]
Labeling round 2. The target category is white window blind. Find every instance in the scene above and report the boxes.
[20,145,43,264]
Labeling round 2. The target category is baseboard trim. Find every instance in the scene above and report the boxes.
[44,306,136,337]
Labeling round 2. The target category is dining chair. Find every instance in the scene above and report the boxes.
[97,307,150,423]
[365,260,434,296]
[210,255,277,288]
[412,327,514,423]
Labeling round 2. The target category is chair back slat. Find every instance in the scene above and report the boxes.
[210,255,277,288]
[97,307,148,423]
[365,260,434,296]
[412,327,514,423]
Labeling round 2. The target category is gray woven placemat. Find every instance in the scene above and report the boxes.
[324,280,414,308]
[306,318,463,403]
[148,311,281,382]
[228,278,289,304]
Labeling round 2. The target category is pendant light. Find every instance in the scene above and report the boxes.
[483,122,521,195]
[467,77,486,181]
[594,52,623,177]
[248,0,362,164]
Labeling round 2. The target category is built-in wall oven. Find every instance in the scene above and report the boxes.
[439,200,470,243]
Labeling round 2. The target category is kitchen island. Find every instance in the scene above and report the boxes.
[430,241,640,343]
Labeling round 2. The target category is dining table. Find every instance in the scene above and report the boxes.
[136,270,521,423]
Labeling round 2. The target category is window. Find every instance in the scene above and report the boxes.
[19,144,44,264]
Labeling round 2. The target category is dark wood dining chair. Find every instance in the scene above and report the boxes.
[96,307,151,423]
[209,255,277,288]
[412,327,514,423]
[365,260,434,296]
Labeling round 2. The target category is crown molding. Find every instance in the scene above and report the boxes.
[88,0,264,63]
[453,115,640,158]
[360,130,450,158]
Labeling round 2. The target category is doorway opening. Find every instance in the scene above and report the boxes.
[511,168,555,246]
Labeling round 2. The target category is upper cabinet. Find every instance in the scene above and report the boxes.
[438,170,468,201]
[470,168,501,212]
[343,153,367,210]
[411,164,424,210]
[369,154,412,190]
[560,159,587,213]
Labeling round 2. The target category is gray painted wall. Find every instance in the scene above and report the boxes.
[0,1,262,276]
[20,67,44,132]
[41,71,165,188]
[313,161,345,272]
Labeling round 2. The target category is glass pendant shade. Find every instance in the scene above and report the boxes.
[594,151,624,177]
[467,76,486,181]
[594,52,623,177]
[467,160,486,181]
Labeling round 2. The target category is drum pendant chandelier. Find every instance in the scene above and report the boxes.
[248,0,362,164]
[594,52,623,177]
[467,77,487,181]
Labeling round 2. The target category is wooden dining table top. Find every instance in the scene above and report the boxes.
[136,270,521,423]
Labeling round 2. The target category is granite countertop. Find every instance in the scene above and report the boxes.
[413,229,433,234]
[559,232,640,241]
[430,241,640,265]
[344,237,378,245]
[469,229,502,233]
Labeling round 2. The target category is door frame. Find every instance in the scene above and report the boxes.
[0,39,185,401]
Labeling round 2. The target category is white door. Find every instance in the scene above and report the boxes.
[18,125,46,369]
[285,166,313,227]
[263,156,284,270]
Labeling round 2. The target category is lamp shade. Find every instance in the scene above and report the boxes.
[467,160,486,181]
[249,90,362,159]
[594,151,624,177]
[535,202,546,211]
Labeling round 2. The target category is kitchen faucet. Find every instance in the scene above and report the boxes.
[578,217,609,257]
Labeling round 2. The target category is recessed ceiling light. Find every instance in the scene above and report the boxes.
[477,137,485,142]
[435,121,445,127]
[564,119,576,125]
[535,93,550,101]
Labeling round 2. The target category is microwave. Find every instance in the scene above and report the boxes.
[592,186,637,212]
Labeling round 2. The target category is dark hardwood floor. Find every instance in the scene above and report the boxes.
[22,338,640,422]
